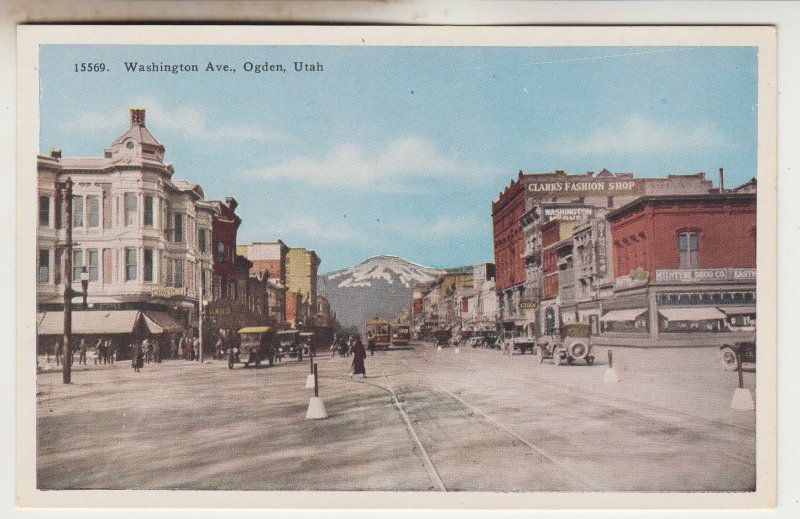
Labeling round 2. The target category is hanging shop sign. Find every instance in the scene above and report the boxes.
[518,300,538,310]
[151,287,187,298]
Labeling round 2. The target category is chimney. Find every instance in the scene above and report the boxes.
[719,167,725,192]
[555,169,565,175]
[130,108,146,126]
[50,148,62,159]
[225,196,239,212]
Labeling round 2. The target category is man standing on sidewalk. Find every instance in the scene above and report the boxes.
[78,338,87,365]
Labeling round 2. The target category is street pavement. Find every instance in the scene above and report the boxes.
[36,343,756,491]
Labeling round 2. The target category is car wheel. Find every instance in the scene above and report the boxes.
[721,347,739,371]
[537,350,544,364]
[586,355,595,366]
[228,358,234,370]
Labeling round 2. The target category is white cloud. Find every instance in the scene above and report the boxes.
[388,214,490,241]
[247,136,485,192]
[61,98,280,142]
[277,215,360,243]
[542,114,729,155]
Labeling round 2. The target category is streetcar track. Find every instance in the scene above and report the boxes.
[420,345,757,433]
[382,355,603,490]
[404,346,757,470]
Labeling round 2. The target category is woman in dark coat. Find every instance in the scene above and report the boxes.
[351,337,367,377]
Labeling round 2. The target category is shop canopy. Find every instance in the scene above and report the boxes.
[143,311,184,333]
[659,307,726,321]
[717,306,757,316]
[36,310,144,336]
[600,308,648,322]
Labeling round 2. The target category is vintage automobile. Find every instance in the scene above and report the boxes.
[536,323,595,366]
[231,326,276,369]
[275,330,306,362]
[511,336,536,355]
[720,340,756,371]
[434,329,452,347]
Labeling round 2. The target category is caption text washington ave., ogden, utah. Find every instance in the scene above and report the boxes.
[72,61,325,74]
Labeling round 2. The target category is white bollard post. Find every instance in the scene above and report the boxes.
[305,373,315,388]
[730,355,754,410]
[603,350,619,384]
[306,364,328,419]
[437,345,442,352]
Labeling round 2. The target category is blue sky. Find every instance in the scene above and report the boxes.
[39,45,758,272]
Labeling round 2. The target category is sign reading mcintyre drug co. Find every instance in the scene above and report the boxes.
[655,268,756,283]
[526,177,644,199]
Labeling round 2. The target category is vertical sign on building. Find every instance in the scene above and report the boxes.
[596,221,608,278]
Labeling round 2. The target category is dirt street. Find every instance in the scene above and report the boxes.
[36,343,755,491]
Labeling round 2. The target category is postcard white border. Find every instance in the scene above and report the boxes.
[15,24,777,510]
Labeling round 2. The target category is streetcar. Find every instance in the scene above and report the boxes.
[390,323,411,346]
[365,319,391,350]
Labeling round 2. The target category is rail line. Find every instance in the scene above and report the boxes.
[402,346,757,470]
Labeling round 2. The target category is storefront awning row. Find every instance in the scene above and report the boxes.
[37,310,144,336]
[658,307,726,321]
[600,309,647,322]
[716,305,757,316]
[36,310,186,336]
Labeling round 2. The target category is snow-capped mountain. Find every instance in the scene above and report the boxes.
[324,255,444,289]
[319,256,445,331]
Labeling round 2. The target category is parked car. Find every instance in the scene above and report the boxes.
[434,329,452,347]
[536,323,595,366]
[276,330,305,361]
[231,326,276,369]
[720,340,756,371]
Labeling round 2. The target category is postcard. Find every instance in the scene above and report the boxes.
[16,25,777,509]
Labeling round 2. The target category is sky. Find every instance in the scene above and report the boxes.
[39,45,758,273]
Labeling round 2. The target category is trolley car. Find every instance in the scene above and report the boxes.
[365,319,391,350]
[390,323,411,346]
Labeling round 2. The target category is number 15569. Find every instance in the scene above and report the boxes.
[74,63,106,72]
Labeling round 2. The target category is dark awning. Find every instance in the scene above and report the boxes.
[36,310,143,335]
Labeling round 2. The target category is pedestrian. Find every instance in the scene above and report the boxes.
[187,336,194,361]
[170,337,178,359]
[178,336,185,359]
[215,338,223,360]
[107,339,115,364]
[145,339,152,364]
[153,339,161,363]
[54,340,61,366]
[194,336,200,361]
[351,336,367,378]
[95,338,104,365]
[78,338,87,365]
[367,334,375,356]
[132,341,144,372]
[44,343,51,364]
[330,334,338,359]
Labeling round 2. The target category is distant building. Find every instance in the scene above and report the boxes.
[285,247,321,324]
[237,241,289,323]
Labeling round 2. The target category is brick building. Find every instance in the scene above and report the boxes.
[602,192,756,342]
[495,168,713,333]
[210,198,241,300]
[237,241,289,323]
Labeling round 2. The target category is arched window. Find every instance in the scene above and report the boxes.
[678,231,699,268]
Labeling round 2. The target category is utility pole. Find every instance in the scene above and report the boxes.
[57,177,89,384]
[199,260,205,364]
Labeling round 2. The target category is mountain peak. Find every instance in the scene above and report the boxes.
[322,255,445,289]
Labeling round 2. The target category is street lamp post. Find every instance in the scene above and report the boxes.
[57,177,90,384]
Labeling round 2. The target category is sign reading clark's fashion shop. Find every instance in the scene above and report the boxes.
[655,268,757,283]
[527,178,644,199]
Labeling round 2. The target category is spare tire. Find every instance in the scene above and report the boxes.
[568,340,589,360]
